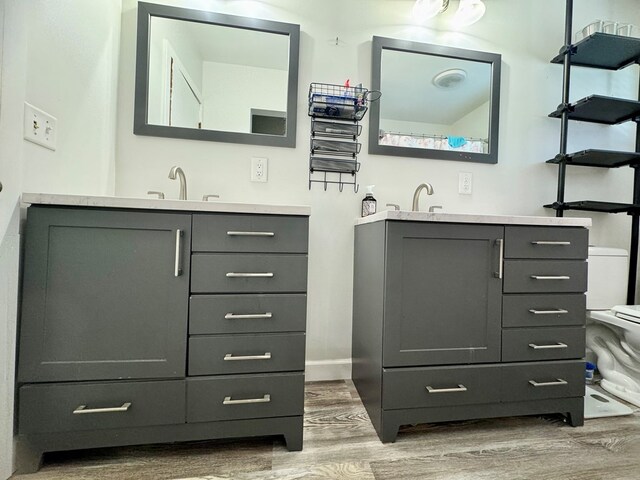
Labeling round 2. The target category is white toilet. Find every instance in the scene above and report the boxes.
[586,246,640,408]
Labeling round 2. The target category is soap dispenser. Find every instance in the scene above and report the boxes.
[361,185,377,217]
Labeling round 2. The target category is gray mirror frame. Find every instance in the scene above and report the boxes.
[369,36,501,164]
[134,2,300,148]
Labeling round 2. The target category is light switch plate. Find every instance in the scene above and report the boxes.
[24,102,57,151]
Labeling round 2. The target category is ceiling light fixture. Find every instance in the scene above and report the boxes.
[453,0,486,26]
[413,0,449,21]
[432,68,467,89]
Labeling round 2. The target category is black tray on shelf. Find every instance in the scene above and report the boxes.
[309,156,360,175]
[311,120,362,139]
[311,138,361,156]
[544,200,640,214]
[308,83,369,121]
[551,33,640,70]
[546,149,640,168]
[549,95,640,125]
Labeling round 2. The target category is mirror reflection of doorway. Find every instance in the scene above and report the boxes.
[164,41,202,129]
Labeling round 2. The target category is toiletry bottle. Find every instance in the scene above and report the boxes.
[361,185,377,217]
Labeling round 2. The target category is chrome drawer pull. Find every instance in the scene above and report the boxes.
[223,394,271,405]
[426,384,468,393]
[226,272,274,278]
[224,352,272,361]
[529,309,569,315]
[529,378,568,387]
[530,275,571,280]
[531,241,571,246]
[493,238,504,279]
[73,402,132,415]
[224,312,273,320]
[227,231,275,237]
[528,342,568,349]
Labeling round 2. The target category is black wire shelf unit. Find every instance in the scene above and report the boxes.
[547,0,640,303]
[308,83,369,192]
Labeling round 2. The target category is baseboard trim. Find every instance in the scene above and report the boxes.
[305,359,352,382]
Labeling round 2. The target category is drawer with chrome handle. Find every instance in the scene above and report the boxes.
[186,372,304,423]
[189,294,306,335]
[501,326,585,362]
[188,333,306,376]
[192,214,308,253]
[500,360,584,402]
[191,254,308,293]
[18,380,185,434]
[502,294,585,327]
[504,226,588,260]
[503,260,587,293]
[382,364,502,409]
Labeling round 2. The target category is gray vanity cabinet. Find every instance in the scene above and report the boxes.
[383,222,503,366]
[353,220,588,443]
[15,205,309,474]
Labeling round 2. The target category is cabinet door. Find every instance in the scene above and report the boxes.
[384,222,503,366]
[18,207,191,382]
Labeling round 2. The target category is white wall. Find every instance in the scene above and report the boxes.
[451,100,490,138]
[0,1,122,477]
[116,0,640,381]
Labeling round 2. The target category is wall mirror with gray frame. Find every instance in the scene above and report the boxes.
[369,36,501,164]
[134,2,300,147]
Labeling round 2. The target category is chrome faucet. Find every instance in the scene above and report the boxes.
[412,183,434,211]
[168,166,187,200]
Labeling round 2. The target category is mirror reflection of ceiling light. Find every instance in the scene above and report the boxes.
[413,0,449,21]
[453,0,486,26]
[432,68,467,89]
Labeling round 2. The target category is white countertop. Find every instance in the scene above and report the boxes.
[356,210,591,227]
[21,193,311,216]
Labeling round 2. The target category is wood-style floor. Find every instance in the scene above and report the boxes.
[11,380,640,480]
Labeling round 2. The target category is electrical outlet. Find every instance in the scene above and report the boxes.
[24,102,57,151]
[458,172,472,195]
[251,157,268,182]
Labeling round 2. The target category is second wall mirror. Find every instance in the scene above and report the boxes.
[369,36,501,164]
[134,2,300,147]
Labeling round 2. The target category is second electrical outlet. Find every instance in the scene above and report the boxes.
[251,157,268,182]
[458,172,472,195]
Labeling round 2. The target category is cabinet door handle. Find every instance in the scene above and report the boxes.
[528,342,568,349]
[426,384,468,393]
[174,229,183,277]
[530,275,570,280]
[223,394,271,405]
[224,352,271,361]
[531,241,571,245]
[73,402,132,415]
[529,378,568,387]
[227,231,275,237]
[224,312,273,320]
[226,272,274,278]
[493,239,504,279]
[528,309,569,315]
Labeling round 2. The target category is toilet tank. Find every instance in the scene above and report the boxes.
[587,247,628,310]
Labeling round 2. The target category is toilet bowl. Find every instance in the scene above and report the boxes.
[586,247,640,407]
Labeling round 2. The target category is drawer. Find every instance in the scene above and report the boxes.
[18,380,185,434]
[192,214,308,253]
[504,227,588,259]
[502,327,585,362]
[188,333,306,375]
[189,294,306,335]
[191,254,308,293]
[382,365,502,409]
[187,372,304,423]
[503,260,587,293]
[501,360,585,402]
[502,294,586,327]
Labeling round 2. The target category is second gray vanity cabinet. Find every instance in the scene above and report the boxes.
[353,219,588,444]
[383,221,503,366]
